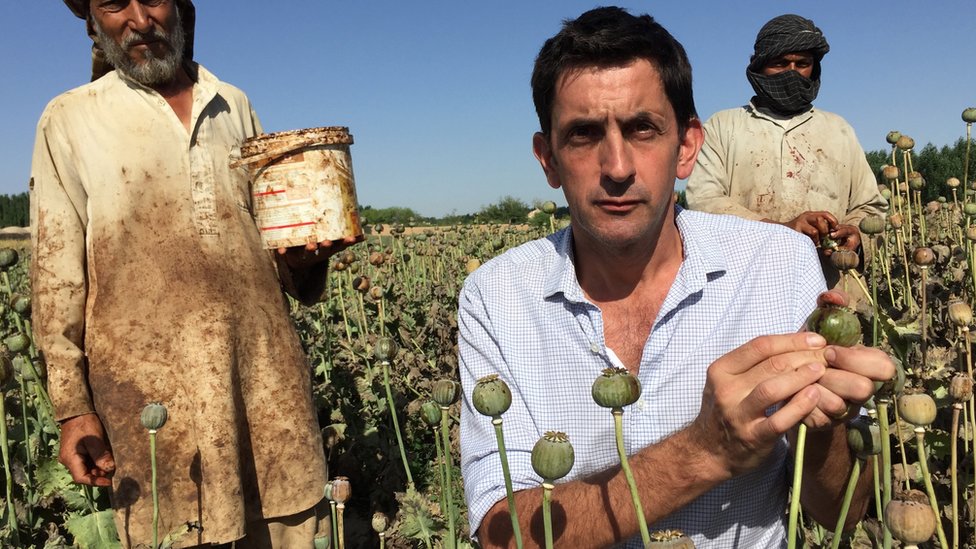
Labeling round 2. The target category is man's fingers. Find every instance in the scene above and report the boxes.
[740,362,825,418]
[824,346,895,382]
[715,333,826,376]
[757,385,821,439]
[82,436,116,475]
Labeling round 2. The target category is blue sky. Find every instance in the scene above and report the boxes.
[3,1,974,217]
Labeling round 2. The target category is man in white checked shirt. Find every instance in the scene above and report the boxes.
[458,7,894,549]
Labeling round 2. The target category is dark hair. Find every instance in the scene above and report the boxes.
[531,6,697,136]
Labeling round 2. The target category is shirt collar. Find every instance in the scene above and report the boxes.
[746,99,815,128]
[542,206,727,302]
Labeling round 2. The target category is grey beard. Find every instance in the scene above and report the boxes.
[92,8,185,86]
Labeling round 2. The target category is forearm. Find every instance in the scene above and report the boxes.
[478,427,729,549]
[275,254,329,306]
[794,423,872,531]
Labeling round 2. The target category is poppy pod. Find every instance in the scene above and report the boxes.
[830,249,859,271]
[884,495,937,545]
[963,107,976,124]
[947,300,973,327]
[858,215,886,235]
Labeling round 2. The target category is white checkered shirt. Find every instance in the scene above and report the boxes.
[459,207,827,548]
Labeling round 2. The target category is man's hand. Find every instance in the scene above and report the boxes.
[827,223,862,254]
[690,333,828,477]
[776,211,838,245]
[276,235,362,270]
[59,414,115,487]
[803,290,896,429]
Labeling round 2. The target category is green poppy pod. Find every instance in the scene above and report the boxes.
[419,401,442,426]
[805,305,861,347]
[884,496,937,545]
[947,177,961,189]
[829,249,859,272]
[374,337,398,362]
[819,235,839,251]
[368,252,385,266]
[880,188,892,200]
[373,223,384,234]
[9,294,30,316]
[897,393,937,427]
[531,431,574,482]
[332,260,347,272]
[140,402,168,431]
[895,135,915,151]
[858,215,886,235]
[963,107,976,124]
[3,332,30,354]
[949,373,974,403]
[340,250,356,265]
[967,226,976,242]
[371,512,389,533]
[846,416,882,459]
[541,201,557,215]
[965,203,976,217]
[948,300,973,327]
[907,172,925,191]
[431,379,461,407]
[0,248,17,270]
[886,131,902,145]
[592,367,642,409]
[12,355,40,382]
[472,374,512,417]
[888,213,903,229]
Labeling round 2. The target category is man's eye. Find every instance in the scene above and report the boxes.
[567,126,597,142]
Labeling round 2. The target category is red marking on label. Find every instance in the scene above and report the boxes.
[261,221,316,231]
[255,189,287,197]
[786,171,794,178]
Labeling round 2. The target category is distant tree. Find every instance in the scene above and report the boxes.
[358,205,426,225]
[0,192,29,227]
[477,196,532,224]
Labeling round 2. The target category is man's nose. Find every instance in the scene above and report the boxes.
[123,3,155,34]
[600,131,635,183]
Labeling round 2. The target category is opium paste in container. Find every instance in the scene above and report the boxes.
[239,126,363,249]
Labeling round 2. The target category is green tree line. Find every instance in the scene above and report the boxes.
[0,192,29,228]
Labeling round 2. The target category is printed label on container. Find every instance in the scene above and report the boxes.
[252,160,319,249]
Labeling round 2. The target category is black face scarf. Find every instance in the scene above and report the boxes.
[746,14,829,116]
[747,69,820,115]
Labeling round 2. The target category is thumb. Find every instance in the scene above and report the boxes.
[83,436,116,473]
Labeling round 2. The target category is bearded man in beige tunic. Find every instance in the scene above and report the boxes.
[686,15,887,292]
[30,1,355,547]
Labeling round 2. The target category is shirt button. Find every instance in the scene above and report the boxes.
[589,343,600,353]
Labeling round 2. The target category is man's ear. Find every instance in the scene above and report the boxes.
[532,132,561,189]
[675,118,704,181]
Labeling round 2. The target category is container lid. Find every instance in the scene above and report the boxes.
[240,126,354,160]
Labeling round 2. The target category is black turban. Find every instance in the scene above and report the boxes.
[746,14,830,115]
[62,0,196,82]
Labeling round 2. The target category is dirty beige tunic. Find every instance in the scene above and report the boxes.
[685,102,887,287]
[30,65,327,547]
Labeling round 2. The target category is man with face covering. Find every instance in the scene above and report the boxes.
[686,14,887,290]
[30,1,353,546]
